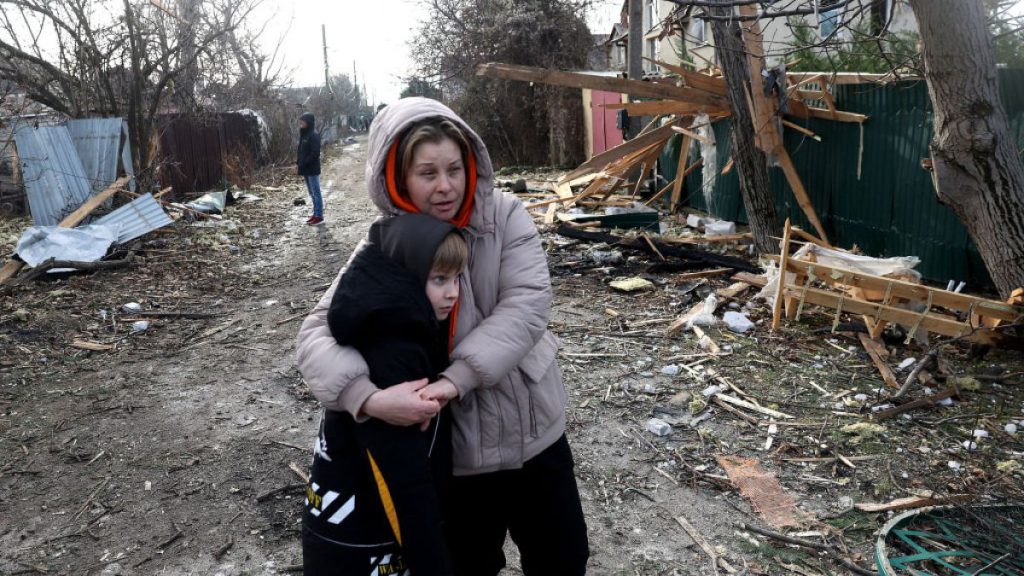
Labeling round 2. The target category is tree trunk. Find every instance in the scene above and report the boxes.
[709,5,780,254]
[908,0,1024,298]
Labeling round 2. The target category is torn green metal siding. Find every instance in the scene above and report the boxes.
[671,69,1024,288]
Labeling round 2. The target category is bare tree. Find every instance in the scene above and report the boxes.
[412,0,593,167]
[0,0,279,186]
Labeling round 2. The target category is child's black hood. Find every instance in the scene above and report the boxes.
[370,213,458,286]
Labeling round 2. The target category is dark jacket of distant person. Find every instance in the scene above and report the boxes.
[297,112,322,176]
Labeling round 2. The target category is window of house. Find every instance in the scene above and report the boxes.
[820,8,842,37]
[691,18,706,44]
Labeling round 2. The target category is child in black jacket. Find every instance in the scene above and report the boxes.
[303,213,465,575]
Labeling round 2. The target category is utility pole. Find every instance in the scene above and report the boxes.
[626,0,644,138]
[322,24,333,97]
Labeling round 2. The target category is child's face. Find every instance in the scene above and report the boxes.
[426,268,460,320]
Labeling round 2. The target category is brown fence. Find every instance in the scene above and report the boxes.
[156,112,266,196]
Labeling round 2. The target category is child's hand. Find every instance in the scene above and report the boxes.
[361,379,439,426]
[420,378,459,407]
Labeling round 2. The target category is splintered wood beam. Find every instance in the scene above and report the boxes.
[642,57,728,95]
[671,126,713,145]
[787,71,908,85]
[560,119,681,184]
[600,100,728,117]
[781,120,821,141]
[476,62,729,108]
[671,135,692,211]
[738,4,782,153]
[771,218,792,331]
[773,145,830,245]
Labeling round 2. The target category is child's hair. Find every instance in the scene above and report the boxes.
[397,118,471,192]
[431,232,468,276]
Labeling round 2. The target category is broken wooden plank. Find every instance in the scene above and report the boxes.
[781,119,822,141]
[772,218,792,331]
[858,333,899,389]
[600,101,726,117]
[670,134,692,211]
[476,62,729,108]
[854,493,972,513]
[644,57,728,95]
[738,4,783,153]
[671,125,713,145]
[71,339,115,352]
[692,325,721,354]
[717,455,804,528]
[672,268,732,282]
[560,120,682,184]
[773,146,830,245]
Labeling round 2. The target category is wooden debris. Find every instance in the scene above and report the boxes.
[672,268,731,282]
[674,515,725,575]
[771,218,792,331]
[71,340,115,352]
[854,493,972,513]
[715,393,793,420]
[476,62,728,108]
[858,333,898,389]
[717,455,805,529]
[872,385,960,421]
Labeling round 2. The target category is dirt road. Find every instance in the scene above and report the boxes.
[0,136,754,575]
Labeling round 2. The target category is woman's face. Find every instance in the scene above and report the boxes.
[404,138,466,221]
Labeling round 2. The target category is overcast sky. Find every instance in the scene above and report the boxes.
[265,0,623,105]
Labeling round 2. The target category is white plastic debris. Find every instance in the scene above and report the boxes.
[722,311,754,333]
[697,335,715,350]
[962,440,978,451]
[705,220,737,237]
[687,294,718,328]
[660,364,681,376]
[685,213,706,229]
[972,429,989,439]
[122,302,142,314]
[897,358,917,371]
[647,418,673,437]
[702,384,724,397]
[1006,423,1019,435]
[853,393,869,402]
[938,397,955,407]
[131,320,150,333]
[948,460,962,471]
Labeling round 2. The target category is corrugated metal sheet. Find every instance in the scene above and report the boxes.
[66,118,123,193]
[14,124,93,226]
[671,69,1024,288]
[94,193,173,244]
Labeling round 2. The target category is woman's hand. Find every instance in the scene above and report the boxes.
[361,379,440,427]
[420,378,459,408]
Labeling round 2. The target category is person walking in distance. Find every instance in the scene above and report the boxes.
[298,112,324,225]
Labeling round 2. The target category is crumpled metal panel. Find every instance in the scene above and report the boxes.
[14,124,93,226]
[94,193,174,244]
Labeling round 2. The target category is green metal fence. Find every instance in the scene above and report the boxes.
[660,69,1024,288]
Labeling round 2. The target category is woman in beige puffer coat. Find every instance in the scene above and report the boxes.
[296,97,588,575]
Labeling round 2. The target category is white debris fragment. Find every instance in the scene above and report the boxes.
[705,220,737,237]
[122,302,142,314]
[897,358,916,371]
[661,364,681,376]
[722,311,755,333]
[854,393,869,402]
[702,384,724,397]
[647,418,673,437]
[1006,423,1019,435]
[937,397,955,407]
[972,429,989,439]
[948,460,962,471]
[131,320,150,333]
[962,440,978,451]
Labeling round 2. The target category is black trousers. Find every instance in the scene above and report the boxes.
[445,435,590,576]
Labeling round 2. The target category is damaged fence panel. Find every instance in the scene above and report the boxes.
[66,118,134,194]
[94,192,174,244]
[14,124,94,226]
